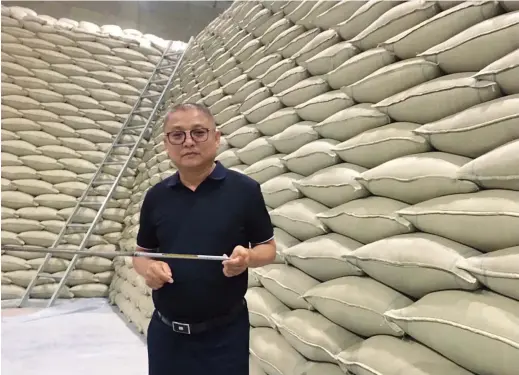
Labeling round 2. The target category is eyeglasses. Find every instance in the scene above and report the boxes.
[165,128,212,145]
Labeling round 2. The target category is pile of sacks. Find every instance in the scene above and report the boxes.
[1,4,184,301]
[159,1,518,375]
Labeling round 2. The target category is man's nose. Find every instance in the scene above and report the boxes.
[183,132,196,146]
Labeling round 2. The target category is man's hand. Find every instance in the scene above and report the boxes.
[222,245,250,277]
[144,261,173,290]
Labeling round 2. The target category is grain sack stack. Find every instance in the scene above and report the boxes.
[0,4,184,305]
[146,1,518,374]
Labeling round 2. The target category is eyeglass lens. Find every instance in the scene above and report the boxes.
[168,129,209,144]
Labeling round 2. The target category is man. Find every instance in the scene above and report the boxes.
[133,103,276,375]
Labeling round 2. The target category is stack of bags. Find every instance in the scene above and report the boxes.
[1,4,184,303]
[158,1,519,374]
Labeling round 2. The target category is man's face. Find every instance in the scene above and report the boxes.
[163,108,220,169]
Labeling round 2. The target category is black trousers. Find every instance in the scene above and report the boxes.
[146,306,250,375]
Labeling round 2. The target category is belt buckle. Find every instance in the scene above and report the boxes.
[172,321,191,334]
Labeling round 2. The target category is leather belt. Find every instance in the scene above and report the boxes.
[156,300,245,335]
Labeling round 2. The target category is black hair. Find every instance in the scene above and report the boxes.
[163,102,216,129]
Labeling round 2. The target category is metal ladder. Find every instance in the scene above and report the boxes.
[17,37,193,308]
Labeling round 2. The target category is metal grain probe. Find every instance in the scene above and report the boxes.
[1,245,228,261]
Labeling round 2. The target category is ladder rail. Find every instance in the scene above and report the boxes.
[30,40,178,260]
[46,37,193,306]
[16,40,176,308]
[46,37,194,307]
[16,37,192,308]
[62,39,178,217]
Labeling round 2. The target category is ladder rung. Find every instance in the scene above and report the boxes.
[92,179,115,185]
[142,93,160,99]
[79,201,103,207]
[124,125,146,131]
[134,108,152,114]
[113,143,136,148]
[151,79,168,84]
[43,275,64,280]
[65,225,91,233]
[158,63,177,70]
[33,273,57,280]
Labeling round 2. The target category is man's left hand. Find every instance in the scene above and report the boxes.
[222,245,250,277]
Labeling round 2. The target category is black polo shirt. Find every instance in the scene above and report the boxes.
[136,161,274,323]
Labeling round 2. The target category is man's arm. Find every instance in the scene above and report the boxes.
[133,191,160,276]
[245,182,277,268]
[249,239,276,268]
[133,191,173,288]
[133,247,155,276]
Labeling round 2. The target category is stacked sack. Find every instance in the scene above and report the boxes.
[156,1,519,374]
[1,4,184,301]
[110,255,155,334]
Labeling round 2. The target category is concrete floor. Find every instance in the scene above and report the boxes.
[2,306,44,317]
[1,298,148,375]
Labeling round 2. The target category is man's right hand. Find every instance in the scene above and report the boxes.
[144,261,173,290]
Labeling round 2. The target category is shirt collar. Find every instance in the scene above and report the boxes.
[166,161,227,187]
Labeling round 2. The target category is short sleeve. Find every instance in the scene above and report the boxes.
[136,190,159,251]
[245,182,274,245]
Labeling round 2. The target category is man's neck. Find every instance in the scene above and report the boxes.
[178,162,216,190]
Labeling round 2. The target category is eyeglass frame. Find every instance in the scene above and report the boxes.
[165,127,214,145]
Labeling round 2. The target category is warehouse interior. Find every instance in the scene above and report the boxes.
[1,1,519,375]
